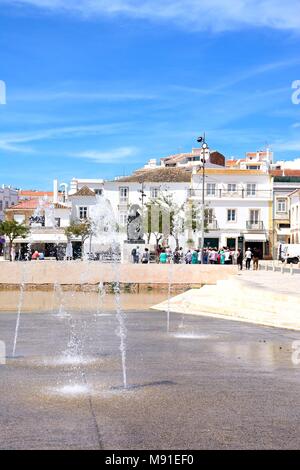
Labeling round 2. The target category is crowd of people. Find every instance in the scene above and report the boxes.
[131,245,261,270]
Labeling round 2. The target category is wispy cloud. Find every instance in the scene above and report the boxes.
[70,146,139,163]
[10,89,157,103]
[271,140,300,152]
[0,123,126,153]
[173,60,300,97]
[2,0,300,32]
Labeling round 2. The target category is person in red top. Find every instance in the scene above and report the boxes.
[31,250,39,260]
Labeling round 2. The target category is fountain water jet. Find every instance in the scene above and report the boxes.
[89,196,128,389]
[12,281,25,357]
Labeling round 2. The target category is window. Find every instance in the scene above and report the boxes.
[250,210,259,224]
[119,213,128,226]
[5,201,8,208]
[150,187,159,198]
[277,198,287,213]
[246,183,256,196]
[207,183,216,196]
[227,183,237,193]
[119,187,129,203]
[0,201,2,211]
[246,165,259,170]
[79,206,88,219]
[207,208,214,223]
[14,214,25,224]
[55,218,61,228]
[227,209,236,222]
[94,189,103,196]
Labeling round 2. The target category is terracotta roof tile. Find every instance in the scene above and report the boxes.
[116,167,192,183]
[69,186,95,197]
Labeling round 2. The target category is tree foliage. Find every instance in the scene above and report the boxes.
[0,220,29,261]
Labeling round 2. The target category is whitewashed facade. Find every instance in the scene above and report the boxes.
[68,169,193,250]
[289,189,300,244]
[0,185,18,221]
[190,168,273,257]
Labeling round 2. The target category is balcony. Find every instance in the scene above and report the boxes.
[246,221,264,230]
[188,189,272,199]
[205,220,218,230]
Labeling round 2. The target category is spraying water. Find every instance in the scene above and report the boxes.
[95,281,106,316]
[12,277,25,357]
[113,278,127,389]
[166,255,173,333]
[54,281,70,318]
[89,196,128,389]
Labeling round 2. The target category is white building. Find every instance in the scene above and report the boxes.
[289,189,300,244]
[0,185,18,221]
[190,167,273,257]
[4,180,71,260]
[68,167,193,251]
[226,149,273,173]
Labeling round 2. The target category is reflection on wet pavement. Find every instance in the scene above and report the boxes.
[1,309,300,449]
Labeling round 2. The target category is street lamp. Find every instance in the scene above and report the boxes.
[197,134,210,263]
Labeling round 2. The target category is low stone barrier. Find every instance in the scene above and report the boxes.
[0,261,237,289]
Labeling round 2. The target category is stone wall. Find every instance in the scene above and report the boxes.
[0,261,237,287]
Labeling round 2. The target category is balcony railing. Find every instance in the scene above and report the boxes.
[188,189,272,199]
[246,221,264,230]
[205,220,218,230]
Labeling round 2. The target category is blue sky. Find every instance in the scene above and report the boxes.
[0,0,300,189]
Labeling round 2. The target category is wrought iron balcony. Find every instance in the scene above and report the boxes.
[188,189,272,199]
[205,220,219,230]
[246,220,264,230]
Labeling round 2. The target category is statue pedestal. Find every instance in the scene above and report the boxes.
[122,240,146,264]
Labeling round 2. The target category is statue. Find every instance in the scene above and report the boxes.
[127,204,144,242]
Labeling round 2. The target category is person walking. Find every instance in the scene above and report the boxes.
[173,248,180,264]
[208,248,216,264]
[159,249,167,264]
[252,247,260,271]
[224,248,231,265]
[131,246,140,263]
[219,248,224,265]
[141,248,150,264]
[237,249,243,270]
[245,247,252,270]
[185,250,192,264]
[191,249,198,264]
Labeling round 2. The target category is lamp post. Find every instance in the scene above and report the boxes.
[197,134,210,263]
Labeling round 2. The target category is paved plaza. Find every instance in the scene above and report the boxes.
[1,307,300,449]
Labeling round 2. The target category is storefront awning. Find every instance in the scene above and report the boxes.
[244,233,267,242]
[14,234,68,244]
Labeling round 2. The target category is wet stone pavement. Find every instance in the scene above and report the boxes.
[1,310,300,449]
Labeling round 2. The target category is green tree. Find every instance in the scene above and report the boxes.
[149,192,185,249]
[0,220,29,261]
[64,219,92,259]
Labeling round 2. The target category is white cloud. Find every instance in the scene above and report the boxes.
[272,140,300,152]
[11,89,157,103]
[2,0,300,31]
[276,158,300,167]
[71,146,139,163]
[0,123,126,152]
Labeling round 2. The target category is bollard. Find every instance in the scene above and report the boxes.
[281,263,284,274]
[290,263,294,275]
